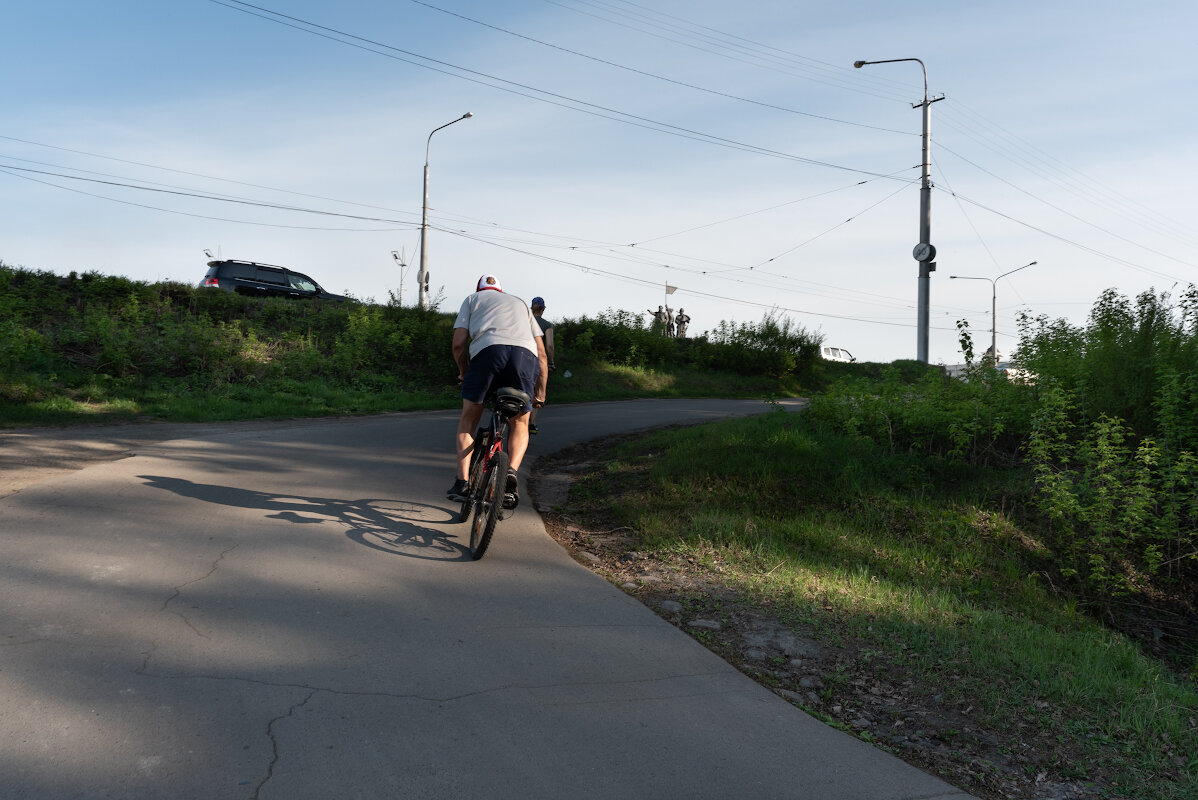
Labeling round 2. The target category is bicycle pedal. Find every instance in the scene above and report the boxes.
[502,492,519,510]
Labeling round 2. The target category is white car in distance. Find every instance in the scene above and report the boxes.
[821,346,856,363]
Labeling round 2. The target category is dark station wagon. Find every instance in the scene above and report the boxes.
[199,259,347,301]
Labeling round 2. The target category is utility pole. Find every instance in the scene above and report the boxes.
[950,261,1038,366]
[854,58,943,363]
[417,112,473,310]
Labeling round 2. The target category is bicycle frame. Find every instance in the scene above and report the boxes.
[460,386,531,559]
[479,409,508,476]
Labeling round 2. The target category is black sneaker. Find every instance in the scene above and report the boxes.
[529,423,539,435]
[447,478,470,502]
[503,470,519,509]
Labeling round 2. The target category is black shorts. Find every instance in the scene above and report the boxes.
[461,344,538,412]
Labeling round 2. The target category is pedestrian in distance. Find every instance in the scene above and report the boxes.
[529,296,555,434]
[448,274,548,510]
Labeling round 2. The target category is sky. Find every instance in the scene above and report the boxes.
[4,0,1197,365]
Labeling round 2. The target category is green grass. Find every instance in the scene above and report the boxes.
[548,361,803,404]
[1,357,804,428]
[0,264,818,429]
[566,409,1198,799]
[0,376,463,426]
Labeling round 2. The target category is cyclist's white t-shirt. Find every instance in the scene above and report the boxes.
[453,290,542,358]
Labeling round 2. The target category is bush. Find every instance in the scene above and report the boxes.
[556,308,821,379]
[806,285,1198,607]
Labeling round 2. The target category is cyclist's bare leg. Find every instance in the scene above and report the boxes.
[456,400,485,480]
[507,411,531,472]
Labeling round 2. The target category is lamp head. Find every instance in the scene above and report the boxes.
[462,112,474,119]
[853,60,867,68]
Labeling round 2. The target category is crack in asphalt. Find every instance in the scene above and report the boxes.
[129,666,745,798]
[253,690,317,800]
[160,543,238,640]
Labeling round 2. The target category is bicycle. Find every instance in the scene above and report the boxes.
[457,386,531,560]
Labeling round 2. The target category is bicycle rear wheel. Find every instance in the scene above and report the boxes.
[458,429,490,523]
[469,450,507,560]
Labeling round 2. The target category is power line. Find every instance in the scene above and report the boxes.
[539,0,914,102]
[443,224,964,332]
[0,134,404,216]
[0,165,414,231]
[408,0,906,135]
[535,0,1198,288]
[207,0,901,178]
[948,189,1190,284]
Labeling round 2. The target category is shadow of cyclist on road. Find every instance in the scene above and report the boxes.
[138,475,473,561]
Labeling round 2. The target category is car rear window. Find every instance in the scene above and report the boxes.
[220,262,256,279]
[255,266,288,286]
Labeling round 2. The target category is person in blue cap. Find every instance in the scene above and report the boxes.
[529,296,555,434]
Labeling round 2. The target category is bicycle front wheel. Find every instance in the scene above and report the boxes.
[459,429,491,523]
[469,450,507,560]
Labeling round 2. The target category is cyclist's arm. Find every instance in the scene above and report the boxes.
[534,336,548,406]
[544,327,556,370]
[452,327,470,381]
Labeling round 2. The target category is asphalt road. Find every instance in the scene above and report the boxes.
[0,399,975,799]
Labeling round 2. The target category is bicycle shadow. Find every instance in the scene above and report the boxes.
[137,475,473,561]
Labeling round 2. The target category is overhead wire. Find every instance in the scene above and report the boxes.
[441,223,964,331]
[539,0,912,102]
[948,189,1188,284]
[0,134,405,216]
[930,152,1004,272]
[0,165,414,231]
[407,0,907,135]
[935,143,1198,276]
[936,101,1198,250]
[0,141,929,315]
[206,0,901,178]
[0,135,924,313]
[543,0,1198,282]
[740,180,912,272]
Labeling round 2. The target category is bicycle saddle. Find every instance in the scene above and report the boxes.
[495,387,532,417]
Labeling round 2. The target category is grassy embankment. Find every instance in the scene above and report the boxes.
[556,286,1198,799]
[562,408,1195,799]
[0,264,812,427]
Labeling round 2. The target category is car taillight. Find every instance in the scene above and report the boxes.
[203,277,219,287]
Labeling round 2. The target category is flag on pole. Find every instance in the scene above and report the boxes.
[665,284,677,295]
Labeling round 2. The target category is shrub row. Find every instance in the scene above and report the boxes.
[0,264,457,396]
[804,285,1198,606]
[556,308,823,380]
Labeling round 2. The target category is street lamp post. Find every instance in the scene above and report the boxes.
[853,58,942,363]
[417,112,473,310]
[391,249,407,306]
[950,261,1038,365]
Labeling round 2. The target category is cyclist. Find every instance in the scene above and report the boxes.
[447,274,548,509]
